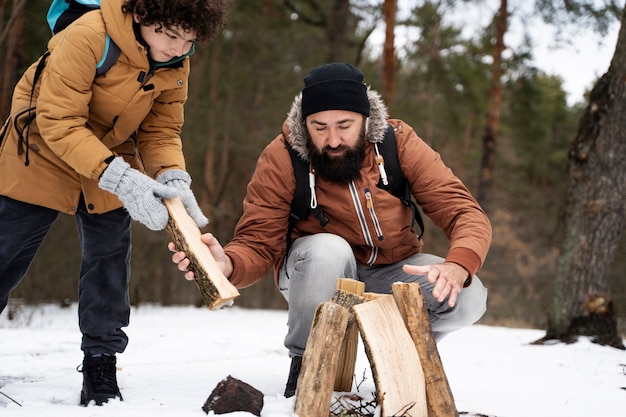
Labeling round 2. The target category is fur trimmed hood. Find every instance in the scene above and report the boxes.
[285,88,389,162]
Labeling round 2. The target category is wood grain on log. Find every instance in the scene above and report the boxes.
[331,279,366,392]
[353,294,428,417]
[392,282,458,417]
[295,302,350,417]
[165,198,239,309]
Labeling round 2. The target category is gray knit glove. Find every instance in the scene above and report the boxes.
[156,169,209,228]
[98,157,180,231]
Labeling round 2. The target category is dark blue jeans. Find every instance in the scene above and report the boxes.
[0,195,132,355]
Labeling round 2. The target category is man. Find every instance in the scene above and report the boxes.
[0,0,228,406]
[170,63,491,398]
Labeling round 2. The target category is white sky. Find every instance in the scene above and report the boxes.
[528,28,619,105]
[384,1,621,106]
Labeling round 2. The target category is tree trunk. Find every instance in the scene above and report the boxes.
[0,0,26,120]
[326,0,350,62]
[539,6,626,350]
[382,0,397,105]
[477,0,507,213]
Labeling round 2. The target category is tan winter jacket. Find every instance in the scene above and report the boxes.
[225,90,492,289]
[0,0,189,214]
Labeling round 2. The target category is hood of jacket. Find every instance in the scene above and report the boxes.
[101,0,146,67]
[285,87,389,162]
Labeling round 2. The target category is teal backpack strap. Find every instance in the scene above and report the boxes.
[96,35,121,77]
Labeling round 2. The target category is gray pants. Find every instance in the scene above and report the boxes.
[278,233,487,357]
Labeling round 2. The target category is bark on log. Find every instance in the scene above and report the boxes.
[294,302,350,417]
[353,294,428,417]
[202,375,263,416]
[392,282,458,417]
[165,198,239,309]
[331,278,366,392]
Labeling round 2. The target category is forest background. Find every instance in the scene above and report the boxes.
[0,0,624,337]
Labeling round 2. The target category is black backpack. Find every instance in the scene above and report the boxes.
[284,124,425,253]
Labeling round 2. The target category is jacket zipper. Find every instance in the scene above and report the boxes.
[349,182,378,265]
[364,188,384,241]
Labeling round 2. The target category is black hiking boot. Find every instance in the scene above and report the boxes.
[79,354,123,406]
[284,355,302,398]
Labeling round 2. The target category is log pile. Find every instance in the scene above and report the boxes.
[294,279,459,417]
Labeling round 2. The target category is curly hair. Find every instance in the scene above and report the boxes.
[121,0,229,42]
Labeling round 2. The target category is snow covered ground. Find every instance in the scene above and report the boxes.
[1,303,624,417]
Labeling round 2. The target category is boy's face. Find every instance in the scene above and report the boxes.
[135,16,196,62]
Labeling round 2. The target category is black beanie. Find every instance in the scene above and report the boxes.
[301,63,370,120]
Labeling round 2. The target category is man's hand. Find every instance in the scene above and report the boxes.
[402,262,469,307]
[168,233,233,280]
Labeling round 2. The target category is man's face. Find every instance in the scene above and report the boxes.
[306,110,366,184]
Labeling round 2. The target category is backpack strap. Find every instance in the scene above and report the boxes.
[284,137,328,255]
[375,125,425,239]
[96,36,121,77]
[17,51,52,166]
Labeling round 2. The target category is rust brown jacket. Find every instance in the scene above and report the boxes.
[0,0,189,215]
[225,90,492,289]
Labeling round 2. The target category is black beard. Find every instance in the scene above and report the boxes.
[308,135,366,185]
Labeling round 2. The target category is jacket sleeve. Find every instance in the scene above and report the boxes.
[393,120,492,277]
[35,21,114,179]
[224,135,295,288]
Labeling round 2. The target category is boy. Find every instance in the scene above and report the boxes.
[0,0,228,406]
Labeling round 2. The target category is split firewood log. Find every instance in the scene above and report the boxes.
[295,302,350,417]
[331,278,366,392]
[165,198,239,309]
[353,294,428,417]
[392,282,458,417]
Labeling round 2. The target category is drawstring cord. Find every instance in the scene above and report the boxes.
[374,143,388,186]
[14,107,36,166]
[308,166,318,209]
[308,165,328,227]
[16,51,50,167]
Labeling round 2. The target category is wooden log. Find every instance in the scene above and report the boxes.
[353,294,428,417]
[364,292,386,301]
[392,282,458,417]
[331,278,366,392]
[202,375,263,416]
[165,198,239,309]
[294,302,350,417]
